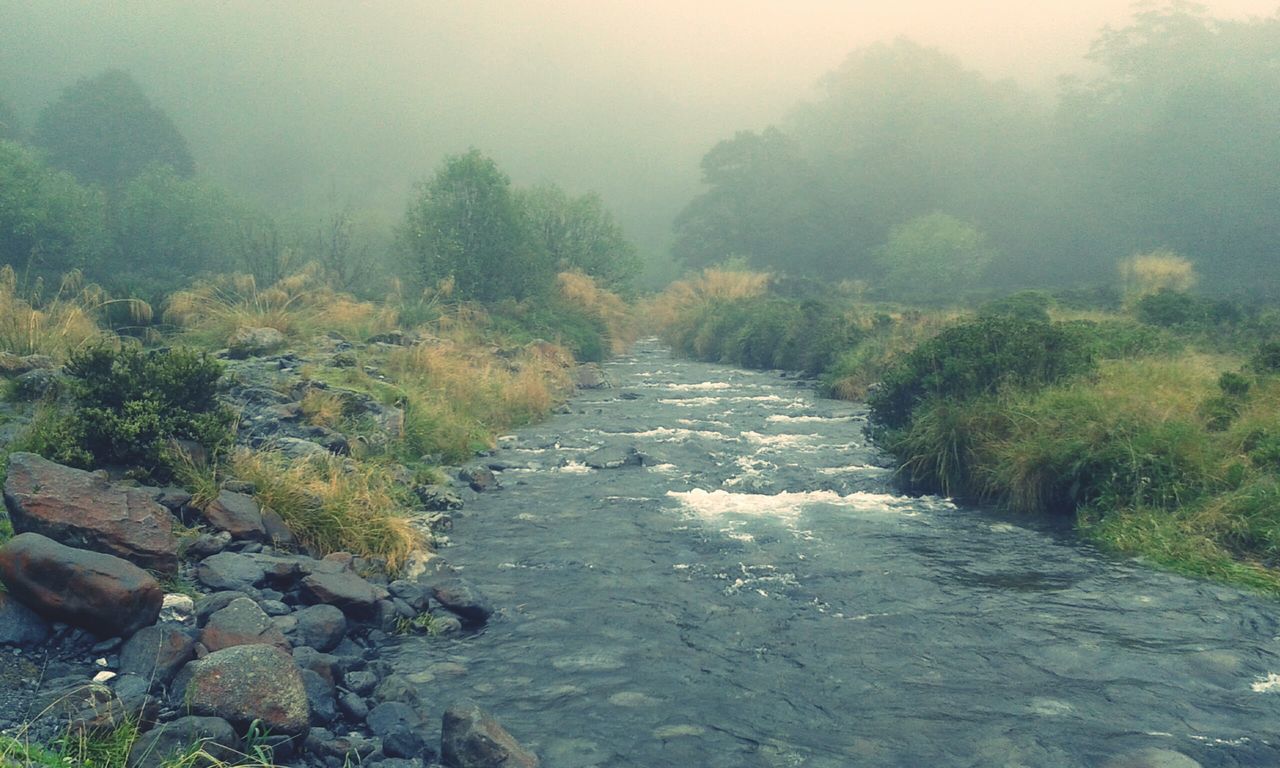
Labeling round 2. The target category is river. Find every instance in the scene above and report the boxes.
[391,339,1280,767]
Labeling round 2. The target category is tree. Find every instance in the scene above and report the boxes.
[400,150,553,302]
[33,70,194,187]
[874,213,995,301]
[520,184,641,292]
[0,140,106,278]
[0,96,20,142]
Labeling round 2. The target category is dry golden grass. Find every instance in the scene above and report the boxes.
[165,263,397,347]
[0,266,146,359]
[643,268,771,335]
[300,388,346,429]
[1119,249,1199,297]
[556,271,636,353]
[229,448,422,571]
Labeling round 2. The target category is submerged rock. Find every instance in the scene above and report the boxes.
[441,700,539,768]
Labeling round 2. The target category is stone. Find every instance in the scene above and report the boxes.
[196,552,266,592]
[227,326,286,358]
[300,570,385,618]
[372,674,424,710]
[178,644,310,737]
[1101,748,1203,768]
[388,580,431,612]
[185,530,232,559]
[259,599,291,616]
[160,593,196,625]
[367,701,429,760]
[573,363,609,389]
[429,579,493,627]
[582,446,644,470]
[200,490,266,541]
[338,691,369,723]
[126,716,241,768]
[292,646,341,686]
[261,507,297,548]
[0,351,55,376]
[0,591,51,646]
[3,453,179,574]
[291,604,347,652]
[119,623,197,687]
[0,533,162,637]
[13,367,63,400]
[342,669,379,697]
[441,700,539,768]
[200,597,289,652]
[458,466,498,492]
[300,668,337,725]
[415,484,464,511]
[193,591,245,624]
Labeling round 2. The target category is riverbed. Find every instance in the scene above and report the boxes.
[392,339,1280,767]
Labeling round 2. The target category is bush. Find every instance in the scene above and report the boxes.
[21,345,235,476]
[1251,341,1280,374]
[977,291,1052,324]
[868,315,1095,430]
[1134,290,1207,327]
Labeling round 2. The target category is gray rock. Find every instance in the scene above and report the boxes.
[458,466,498,493]
[200,597,289,652]
[367,701,428,760]
[300,668,337,725]
[0,533,163,637]
[342,669,379,697]
[573,363,609,389]
[338,691,369,723]
[196,552,266,592]
[178,644,310,737]
[126,716,240,768]
[293,646,341,686]
[372,674,424,710]
[13,367,63,400]
[242,552,305,588]
[415,485,463,511]
[441,700,539,768]
[582,446,644,470]
[291,604,347,652]
[1101,749,1203,768]
[428,579,493,627]
[301,570,385,618]
[388,580,431,612]
[259,599,291,616]
[227,326,286,358]
[184,530,232,560]
[193,591,244,624]
[0,591,51,646]
[119,623,197,687]
[200,490,266,541]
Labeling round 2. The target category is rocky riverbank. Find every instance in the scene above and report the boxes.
[0,331,587,767]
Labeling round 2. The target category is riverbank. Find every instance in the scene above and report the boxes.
[649,269,1280,596]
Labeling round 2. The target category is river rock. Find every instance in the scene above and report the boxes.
[178,644,310,737]
[459,465,498,492]
[300,668,337,725]
[582,446,644,470]
[300,570,385,618]
[3,453,179,574]
[126,716,241,768]
[199,490,266,541]
[441,700,539,768]
[197,551,266,591]
[291,604,347,652]
[428,578,493,627]
[416,484,464,511]
[573,363,610,389]
[119,623,197,687]
[1102,748,1203,768]
[0,591,51,646]
[227,326,286,358]
[200,597,289,652]
[0,533,162,637]
[367,701,430,760]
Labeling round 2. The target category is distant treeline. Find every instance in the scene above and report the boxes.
[673,5,1280,299]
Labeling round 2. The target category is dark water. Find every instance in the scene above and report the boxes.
[392,340,1280,767]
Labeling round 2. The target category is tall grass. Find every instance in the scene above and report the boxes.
[644,267,771,335]
[0,266,147,359]
[556,271,636,354]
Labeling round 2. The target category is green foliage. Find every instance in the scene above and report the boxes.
[400,149,554,303]
[33,69,194,186]
[977,291,1051,324]
[0,140,107,278]
[21,346,234,477]
[874,214,996,301]
[520,184,641,294]
[1060,319,1182,360]
[868,315,1094,431]
[0,96,21,141]
[1251,341,1280,374]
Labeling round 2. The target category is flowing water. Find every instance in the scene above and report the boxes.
[392,340,1280,767]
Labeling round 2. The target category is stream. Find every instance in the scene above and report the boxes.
[391,339,1280,767]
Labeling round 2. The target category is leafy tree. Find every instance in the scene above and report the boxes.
[33,69,194,187]
[0,96,20,142]
[0,140,106,278]
[400,149,553,302]
[520,184,641,292]
[874,213,995,301]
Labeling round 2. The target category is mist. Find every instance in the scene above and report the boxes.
[3,0,1273,274]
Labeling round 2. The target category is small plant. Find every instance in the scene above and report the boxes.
[395,611,451,636]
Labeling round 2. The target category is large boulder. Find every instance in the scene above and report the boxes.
[0,533,162,637]
[300,570,385,618]
[199,490,266,541]
[0,591,51,646]
[441,700,539,768]
[196,552,266,592]
[4,453,179,574]
[126,716,241,768]
[227,326,286,358]
[200,597,289,652]
[429,579,494,627]
[290,604,347,652]
[573,364,610,389]
[119,623,197,687]
[178,644,310,737]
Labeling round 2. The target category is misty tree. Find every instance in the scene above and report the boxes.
[0,96,20,142]
[33,69,194,187]
[874,213,995,301]
[0,140,106,278]
[400,150,553,302]
[672,128,829,275]
[520,184,641,292]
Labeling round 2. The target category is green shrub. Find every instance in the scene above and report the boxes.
[1251,341,1280,374]
[20,346,235,477]
[1134,290,1206,327]
[1060,319,1182,360]
[977,291,1052,324]
[868,315,1094,430]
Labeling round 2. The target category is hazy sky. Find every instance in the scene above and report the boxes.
[1,1,1276,261]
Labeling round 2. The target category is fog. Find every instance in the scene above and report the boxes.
[0,1,1270,264]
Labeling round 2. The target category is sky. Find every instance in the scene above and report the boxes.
[1,1,1276,263]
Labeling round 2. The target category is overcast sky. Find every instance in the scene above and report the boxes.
[2,1,1276,259]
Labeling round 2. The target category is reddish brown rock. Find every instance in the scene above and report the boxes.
[200,490,266,541]
[178,644,310,737]
[3,452,179,574]
[300,570,386,618]
[200,597,289,652]
[0,532,162,637]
